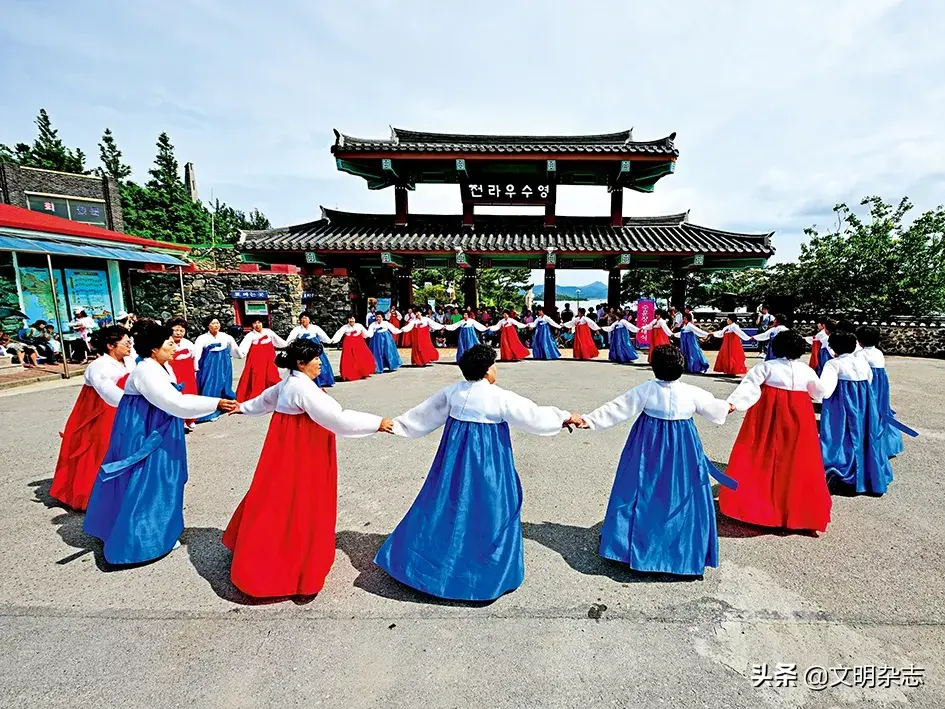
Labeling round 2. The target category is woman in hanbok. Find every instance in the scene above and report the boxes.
[711,314,750,375]
[819,331,894,495]
[168,317,199,432]
[672,314,710,373]
[399,311,443,367]
[366,312,402,373]
[388,308,402,334]
[287,311,335,388]
[236,317,287,401]
[194,317,242,423]
[375,345,577,601]
[806,317,834,375]
[751,314,789,361]
[527,308,562,360]
[856,325,918,459]
[489,312,530,362]
[639,311,673,363]
[69,307,97,363]
[602,319,640,364]
[576,345,735,576]
[84,319,236,565]
[562,308,601,360]
[445,312,488,362]
[330,315,377,382]
[224,338,393,599]
[51,326,133,510]
[399,308,417,349]
[720,330,831,532]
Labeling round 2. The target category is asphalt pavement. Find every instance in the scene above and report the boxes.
[1,350,942,708]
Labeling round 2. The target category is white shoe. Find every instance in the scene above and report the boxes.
[172,540,181,550]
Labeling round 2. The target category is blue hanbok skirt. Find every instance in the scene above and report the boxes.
[369,330,402,373]
[196,344,235,422]
[816,345,832,376]
[530,321,561,360]
[869,367,918,458]
[608,327,639,363]
[600,413,736,576]
[679,331,709,373]
[820,379,894,495]
[83,387,188,564]
[455,326,481,362]
[765,334,778,361]
[374,418,524,601]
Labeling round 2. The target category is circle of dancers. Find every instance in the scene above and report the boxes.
[47,308,918,602]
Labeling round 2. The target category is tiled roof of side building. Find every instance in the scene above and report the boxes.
[239,209,773,256]
[332,128,679,156]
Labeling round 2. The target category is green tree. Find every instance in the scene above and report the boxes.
[139,132,211,244]
[97,128,132,180]
[478,268,531,310]
[4,109,88,173]
[209,199,272,245]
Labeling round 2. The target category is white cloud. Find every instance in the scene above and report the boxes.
[1,0,943,283]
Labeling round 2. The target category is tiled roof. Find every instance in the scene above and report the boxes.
[240,209,772,257]
[332,127,679,157]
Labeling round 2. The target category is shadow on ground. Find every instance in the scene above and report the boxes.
[29,478,114,571]
[335,529,497,607]
[521,521,702,583]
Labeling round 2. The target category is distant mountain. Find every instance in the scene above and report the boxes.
[529,281,608,300]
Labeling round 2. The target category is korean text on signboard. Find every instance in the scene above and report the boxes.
[461,181,555,206]
[230,290,269,300]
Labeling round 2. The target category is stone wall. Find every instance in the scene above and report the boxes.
[188,246,242,271]
[0,163,124,232]
[692,313,945,359]
[129,269,361,338]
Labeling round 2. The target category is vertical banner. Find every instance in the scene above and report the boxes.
[376,297,392,315]
[636,298,655,348]
[65,269,113,326]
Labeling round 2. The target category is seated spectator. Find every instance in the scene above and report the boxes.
[1,333,38,368]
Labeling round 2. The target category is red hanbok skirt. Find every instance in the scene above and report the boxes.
[719,385,831,532]
[715,332,748,375]
[647,328,671,362]
[237,340,280,401]
[223,412,338,598]
[572,323,599,360]
[50,376,128,510]
[339,334,375,381]
[169,355,199,395]
[499,326,530,361]
[400,323,415,349]
[808,339,822,371]
[411,325,439,366]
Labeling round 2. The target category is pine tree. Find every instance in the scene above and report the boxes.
[98,128,132,180]
[140,132,211,244]
[28,109,87,173]
[246,208,271,230]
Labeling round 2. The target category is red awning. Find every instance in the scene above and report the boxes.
[0,203,190,252]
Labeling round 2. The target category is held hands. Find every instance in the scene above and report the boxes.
[563,412,589,430]
[378,417,395,434]
[728,403,736,414]
[218,399,239,413]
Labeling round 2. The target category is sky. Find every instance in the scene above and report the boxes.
[2,0,943,287]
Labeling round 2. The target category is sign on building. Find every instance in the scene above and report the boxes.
[460,180,556,206]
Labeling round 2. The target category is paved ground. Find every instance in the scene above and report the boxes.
[1,349,942,708]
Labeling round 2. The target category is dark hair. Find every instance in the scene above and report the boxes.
[275,337,324,371]
[856,325,880,348]
[823,318,838,334]
[203,316,221,330]
[835,319,856,334]
[727,313,738,324]
[683,312,694,323]
[347,313,356,320]
[31,320,47,328]
[577,307,586,316]
[375,311,385,319]
[655,309,666,319]
[249,316,264,325]
[536,307,544,314]
[502,310,511,317]
[773,312,790,328]
[829,330,858,355]
[91,325,129,353]
[298,311,312,321]
[131,318,172,357]
[167,316,188,331]
[651,344,685,381]
[771,329,806,360]
[458,344,496,381]
[76,310,88,318]
[816,316,831,326]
